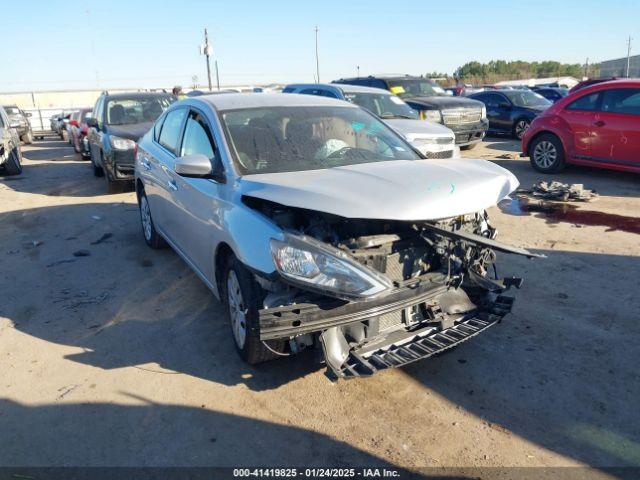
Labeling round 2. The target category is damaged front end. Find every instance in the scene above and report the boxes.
[247,197,540,378]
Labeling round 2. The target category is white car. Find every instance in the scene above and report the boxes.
[283,83,459,159]
[135,93,539,378]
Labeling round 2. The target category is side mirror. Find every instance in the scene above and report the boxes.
[174,154,213,177]
[87,117,98,128]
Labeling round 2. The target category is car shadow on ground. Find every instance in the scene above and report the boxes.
[0,202,322,392]
[403,249,640,469]
[1,141,120,197]
[0,398,420,472]
[2,204,639,470]
[480,136,521,152]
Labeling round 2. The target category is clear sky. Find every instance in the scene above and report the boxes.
[3,0,638,92]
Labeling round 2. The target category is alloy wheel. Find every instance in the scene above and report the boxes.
[227,270,247,349]
[140,196,152,242]
[533,141,558,169]
[515,120,530,139]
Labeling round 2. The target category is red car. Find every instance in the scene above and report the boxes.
[69,108,93,159]
[522,79,640,173]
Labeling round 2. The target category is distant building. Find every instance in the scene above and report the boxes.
[599,55,640,78]
[495,76,579,89]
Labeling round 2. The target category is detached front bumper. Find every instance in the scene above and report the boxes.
[259,275,519,378]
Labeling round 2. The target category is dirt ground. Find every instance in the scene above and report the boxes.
[1,136,639,474]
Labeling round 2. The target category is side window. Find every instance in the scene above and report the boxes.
[600,88,640,115]
[158,108,187,154]
[180,111,217,161]
[300,88,321,96]
[282,86,296,93]
[566,92,600,111]
[0,110,5,128]
[153,113,166,142]
[321,90,338,98]
[94,98,104,128]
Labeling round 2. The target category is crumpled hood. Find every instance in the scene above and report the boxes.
[107,122,154,142]
[240,159,519,221]
[384,118,454,138]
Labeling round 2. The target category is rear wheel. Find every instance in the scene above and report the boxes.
[3,147,22,175]
[92,151,104,177]
[460,143,478,150]
[222,255,285,364]
[529,134,566,173]
[21,131,33,145]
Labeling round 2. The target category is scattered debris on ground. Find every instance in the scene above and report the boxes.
[90,233,113,245]
[517,181,598,202]
[73,249,91,257]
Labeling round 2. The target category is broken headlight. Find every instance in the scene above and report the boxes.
[270,234,393,299]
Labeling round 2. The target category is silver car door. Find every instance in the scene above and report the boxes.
[165,109,225,281]
[150,107,188,245]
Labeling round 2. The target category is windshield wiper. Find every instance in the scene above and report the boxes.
[379,114,414,119]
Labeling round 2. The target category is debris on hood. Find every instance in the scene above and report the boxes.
[517,181,598,202]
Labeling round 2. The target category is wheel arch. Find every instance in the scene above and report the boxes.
[526,129,565,158]
[214,242,235,298]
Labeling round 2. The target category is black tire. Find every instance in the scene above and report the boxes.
[138,190,166,249]
[460,143,478,151]
[2,147,22,175]
[60,129,68,142]
[21,131,33,145]
[92,151,104,177]
[221,254,286,364]
[513,118,531,140]
[529,133,566,173]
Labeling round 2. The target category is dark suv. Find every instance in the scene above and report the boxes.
[2,105,33,144]
[333,75,488,149]
[87,91,175,193]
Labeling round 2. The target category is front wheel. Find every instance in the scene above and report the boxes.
[529,134,566,173]
[222,255,285,364]
[21,132,33,145]
[460,143,478,151]
[2,147,22,175]
[139,190,166,249]
[513,119,530,140]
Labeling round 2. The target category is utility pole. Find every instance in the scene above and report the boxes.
[584,57,589,78]
[626,36,633,77]
[200,28,213,91]
[314,26,320,83]
[215,60,220,91]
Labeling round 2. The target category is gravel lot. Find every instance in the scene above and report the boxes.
[1,137,639,473]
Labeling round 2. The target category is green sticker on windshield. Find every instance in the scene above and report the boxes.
[351,121,365,132]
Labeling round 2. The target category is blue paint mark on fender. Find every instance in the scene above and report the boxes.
[450,181,455,194]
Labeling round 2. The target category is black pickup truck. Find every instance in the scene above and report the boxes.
[333,75,489,149]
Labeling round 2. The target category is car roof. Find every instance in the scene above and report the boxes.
[337,75,429,81]
[104,92,174,100]
[198,92,356,111]
[286,83,392,95]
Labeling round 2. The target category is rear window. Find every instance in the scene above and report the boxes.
[105,96,174,125]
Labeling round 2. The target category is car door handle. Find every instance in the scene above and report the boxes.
[142,158,152,170]
[167,180,178,191]
[594,120,606,127]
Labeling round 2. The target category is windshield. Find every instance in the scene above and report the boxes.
[503,90,552,108]
[386,79,446,98]
[4,107,20,116]
[343,92,418,119]
[81,110,93,122]
[222,106,421,175]
[106,96,174,125]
